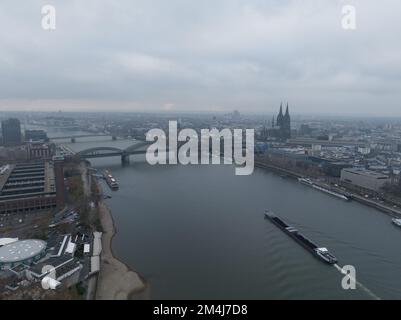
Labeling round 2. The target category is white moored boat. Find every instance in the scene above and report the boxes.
[298,178,349,201]
[392,218,401,228]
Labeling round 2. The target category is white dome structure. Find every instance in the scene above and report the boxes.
[0,239,46,270]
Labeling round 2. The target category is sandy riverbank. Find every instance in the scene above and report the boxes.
[95,200,146,299]
[80,162,146,300]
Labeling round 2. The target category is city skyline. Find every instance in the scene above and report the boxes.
[1,105,401,300]
[2,0,401,305]
[1,1,401,116]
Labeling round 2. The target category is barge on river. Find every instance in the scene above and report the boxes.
[264,210,337,264]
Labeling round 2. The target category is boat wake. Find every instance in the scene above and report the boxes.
[333,263,381,300]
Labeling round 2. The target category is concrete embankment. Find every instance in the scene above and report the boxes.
[255,161,302,179]
[350,194,401,218]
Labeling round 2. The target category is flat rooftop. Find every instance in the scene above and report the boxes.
[0,161,56,201]
[342,168,389,179]
[0,239,46,264]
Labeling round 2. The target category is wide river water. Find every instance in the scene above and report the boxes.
[45,131,401,299]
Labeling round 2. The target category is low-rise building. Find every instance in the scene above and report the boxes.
[0,161,65,215]
[340,168,390,192]
[0,239,46,270]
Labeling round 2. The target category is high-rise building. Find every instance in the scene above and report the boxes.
[1,118,22,146]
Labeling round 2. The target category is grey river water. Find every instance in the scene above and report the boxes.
[46,131,401,299]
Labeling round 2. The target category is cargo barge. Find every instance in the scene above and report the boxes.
[264,210,337,264]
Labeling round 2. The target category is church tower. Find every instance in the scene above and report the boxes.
[276,102,284,128]
[273,102,291,141]
[282,103,291,140]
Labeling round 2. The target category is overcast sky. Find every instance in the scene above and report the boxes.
[0,0,400,115]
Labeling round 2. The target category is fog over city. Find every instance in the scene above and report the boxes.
[0,0,401,115]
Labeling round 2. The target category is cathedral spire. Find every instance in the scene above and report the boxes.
[272,101,291,141]
[279,102,283,116]
[277,102,284,128]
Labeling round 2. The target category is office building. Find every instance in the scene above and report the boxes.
[1,118,22,146]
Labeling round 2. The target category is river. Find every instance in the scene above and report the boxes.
[44,130,401,299]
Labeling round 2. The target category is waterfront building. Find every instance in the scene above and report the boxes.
[0,161,65,215]
[1,118,22,146]
[27,255,82,283]
[340,168,390,192]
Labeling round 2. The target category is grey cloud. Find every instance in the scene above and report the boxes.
[0,0,400,115]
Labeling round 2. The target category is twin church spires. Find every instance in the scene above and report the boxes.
[272,102,291,140]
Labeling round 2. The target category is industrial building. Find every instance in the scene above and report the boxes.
[0,239,46,270]
[0,161,65,215]
[340,168,390,192]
